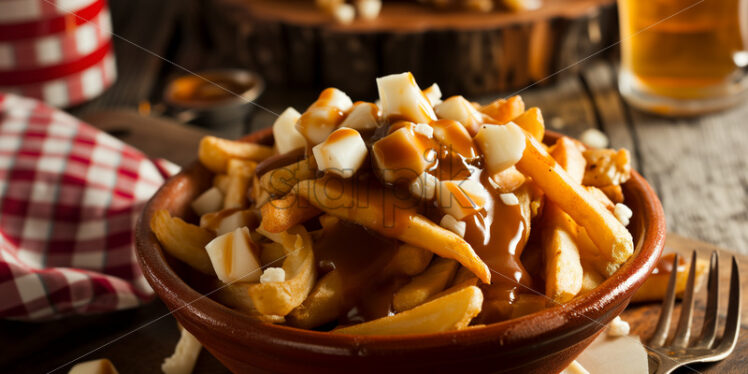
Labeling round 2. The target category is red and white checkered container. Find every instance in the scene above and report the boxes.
[0,0,116,108]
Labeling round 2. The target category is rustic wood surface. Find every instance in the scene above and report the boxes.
[0,0,746,372]
[211,0,618,97]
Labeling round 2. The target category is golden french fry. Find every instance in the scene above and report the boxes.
[631,255,708,303]
[293,177,491,283]
[516,134,633,264]
[512,107,545,142]
[542,203,584,303]
[479,95,525,124]
[69,359,119,374]
[250,226,316,316]
[260,193,322,233]
[451,266,476,286]
[428,274,479,303]
[259,159,316,196]
[213,282,285,323]
[213,174,230,194]
[585,186,615,212]
[287,270,346,329]
[260,242,286,266]
[579,259,605,294]
[254,189,272,208]
[582,148,632,187]
[198,136,274,173]
[224,159,257,209]
[199,208,258,236]
[162,323,202,374]
[489,166,526,193]
[576,228,620,277]
[549,136,586,184]
[150,209,215,275]
[381,243,434,277]
[393,257,459,312]
[600,184,624,204]
[333,286,483,335]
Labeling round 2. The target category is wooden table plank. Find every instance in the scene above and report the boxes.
[579,61,640,170]
[626,95,748,254]
[575,60,747,254]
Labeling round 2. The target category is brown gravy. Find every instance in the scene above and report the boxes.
[312,218,408,325]
[464,172,532,321]
[168,75,253,106]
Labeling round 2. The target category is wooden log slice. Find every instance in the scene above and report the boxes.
[209,0,618,98]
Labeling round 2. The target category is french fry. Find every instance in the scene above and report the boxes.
[224,159,257,209]
[333,286,483,335]
[516,134,633,264]
[393,257,459,312]
[198,136,274,173]
[428,273,479,303]
[451,265,476,286]
[260,242,286,265]
[250,226,316,316]
[600,184,624,204]
[293,177,491,283]
[576,228,620,277]
[150,209,215,275]
[254,189,272,208]
[199,208,258,236]
[69,359,119,374]
[260,193,322,233]
[512,107,545,142]
[259,159,317,196]
[289,230,417,329]
[213,174,230,194]
[542,203,583,303]
[582,148,632,187]
[631,254,708,303]
[287,270,346,329]
[549,136,586,184]
[161,325,202,374]
[585,186,615,212]
[381,243,434,277]
[213,282,285,323]
[579,259,604,294]
[479,95,525,124]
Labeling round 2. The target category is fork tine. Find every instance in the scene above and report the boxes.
[672,251,698,347]
[695,251,719,348]
[649,253,680,347]
[714,257,742,356]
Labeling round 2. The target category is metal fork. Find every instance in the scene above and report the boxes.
[646,251,742,374]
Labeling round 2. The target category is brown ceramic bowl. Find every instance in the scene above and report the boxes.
[135,129,666,373]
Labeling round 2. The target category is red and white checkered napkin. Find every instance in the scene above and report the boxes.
[0,93,179,320]
[0,0,116,107]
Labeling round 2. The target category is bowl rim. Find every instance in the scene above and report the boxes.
[135,128,666,352]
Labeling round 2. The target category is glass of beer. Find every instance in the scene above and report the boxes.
[618,0,748,115]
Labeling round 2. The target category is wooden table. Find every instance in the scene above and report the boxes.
[0,0,745,372]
